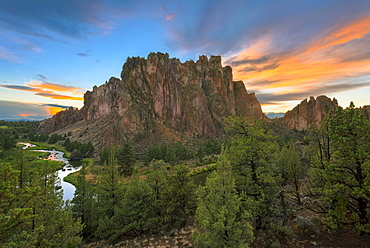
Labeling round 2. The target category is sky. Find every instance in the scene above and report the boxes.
[1,0,370,120]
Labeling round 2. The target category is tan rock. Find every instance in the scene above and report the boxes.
[282,95,338,130]
[38,52,266,150]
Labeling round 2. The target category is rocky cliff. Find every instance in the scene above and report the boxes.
[360,105,370,120]
[39,52,266,149]
[282,95,338,130]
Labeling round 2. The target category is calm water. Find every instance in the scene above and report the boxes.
[192,171,211,186]
[19,143,81,201]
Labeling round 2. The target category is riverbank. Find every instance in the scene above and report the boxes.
[18,142,81,201]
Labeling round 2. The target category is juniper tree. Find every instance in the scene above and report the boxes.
[192,155,254,248]
[278,143,304,205]
[321,103,370,234]
[223,114,282,232]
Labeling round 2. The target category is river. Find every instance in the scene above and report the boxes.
[19,143,81,202]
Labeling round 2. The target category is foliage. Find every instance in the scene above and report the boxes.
[71,158,96,237]
[318,104,370,234]
[63,138,94,158]
[48,133,65,144]
[192,156,254,248]
[189,163,217,176]
[0,160,83,247]
[100,145,137,176]
[161,163,196,227]
[144,142,194,165]
[224,115,283,233]
[278,143,304,204]
[90,160,196,242]
[27,132,49,142]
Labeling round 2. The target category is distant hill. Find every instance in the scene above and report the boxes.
[265,112,285,119]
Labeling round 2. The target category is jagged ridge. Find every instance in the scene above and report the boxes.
[282,95,338,130]
[38,52,266,150]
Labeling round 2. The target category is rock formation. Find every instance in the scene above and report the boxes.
[282,95,338,130]
[359,105,370,120]
[38,52,266,150]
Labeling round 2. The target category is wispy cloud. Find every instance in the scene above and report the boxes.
[0,0,124,43]
[0,78,85,101]
[37,74,47,81]
[307,16,370,53]
[35,92,84,101]
[0,100,71,120]
[161,1,370,110]
[222,12,370,110]
[1,85,35,91]
[26,80,84,94]
[76,52,92,57]
[228,55,271,67]
[165,13,176,21]
[256,81,370,104]
[0,46,22,63]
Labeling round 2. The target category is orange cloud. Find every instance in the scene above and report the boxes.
[19,113,35,117]
[308,16,370,52]
[47,106,65,115]
[227,15,370,112]
[35,92,84,100]
[165,13,176,21]
[26,80,84,94]
[0,80,85,102]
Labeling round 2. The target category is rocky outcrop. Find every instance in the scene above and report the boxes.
[38,52,266,149]
[39,107,82,134]
[360,105,370,120]
[233,81,267,120]
[282,95,338,130]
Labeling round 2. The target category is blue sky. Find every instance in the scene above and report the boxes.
[1,0,370,120]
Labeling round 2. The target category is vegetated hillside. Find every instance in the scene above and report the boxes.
[38,52,266,152]
[76,107,370,248]
[2,102,370,247]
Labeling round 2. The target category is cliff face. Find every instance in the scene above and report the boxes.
[233,81,266,120]
[360,105,370,120]
[282,95,338,130]
[38,52,266,148]
[39,107,82,134]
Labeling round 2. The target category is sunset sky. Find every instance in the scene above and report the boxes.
[1,0,370,120]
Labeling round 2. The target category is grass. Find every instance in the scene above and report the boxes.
[21,141,71,157]
[189,163,216,176]
[0,147,63,171]
[64,172,78,186]
[3,139,69,172]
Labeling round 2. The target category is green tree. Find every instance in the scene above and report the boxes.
[117,144,136,176]
[71,158,95,237]
[15,149,29,188]
[0,161,83,247]
[99,146,110,165]
[164,164,196,227]
[31,161,83,247]
[223,115,281,232]
[304,118,333,213]
[278,143,304,205]
[94,149,124,239]
[320,104,370,234]
[145,160,170,231]
[192,156,254,248]
[0,164,36,244]
[115,176,155,238]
